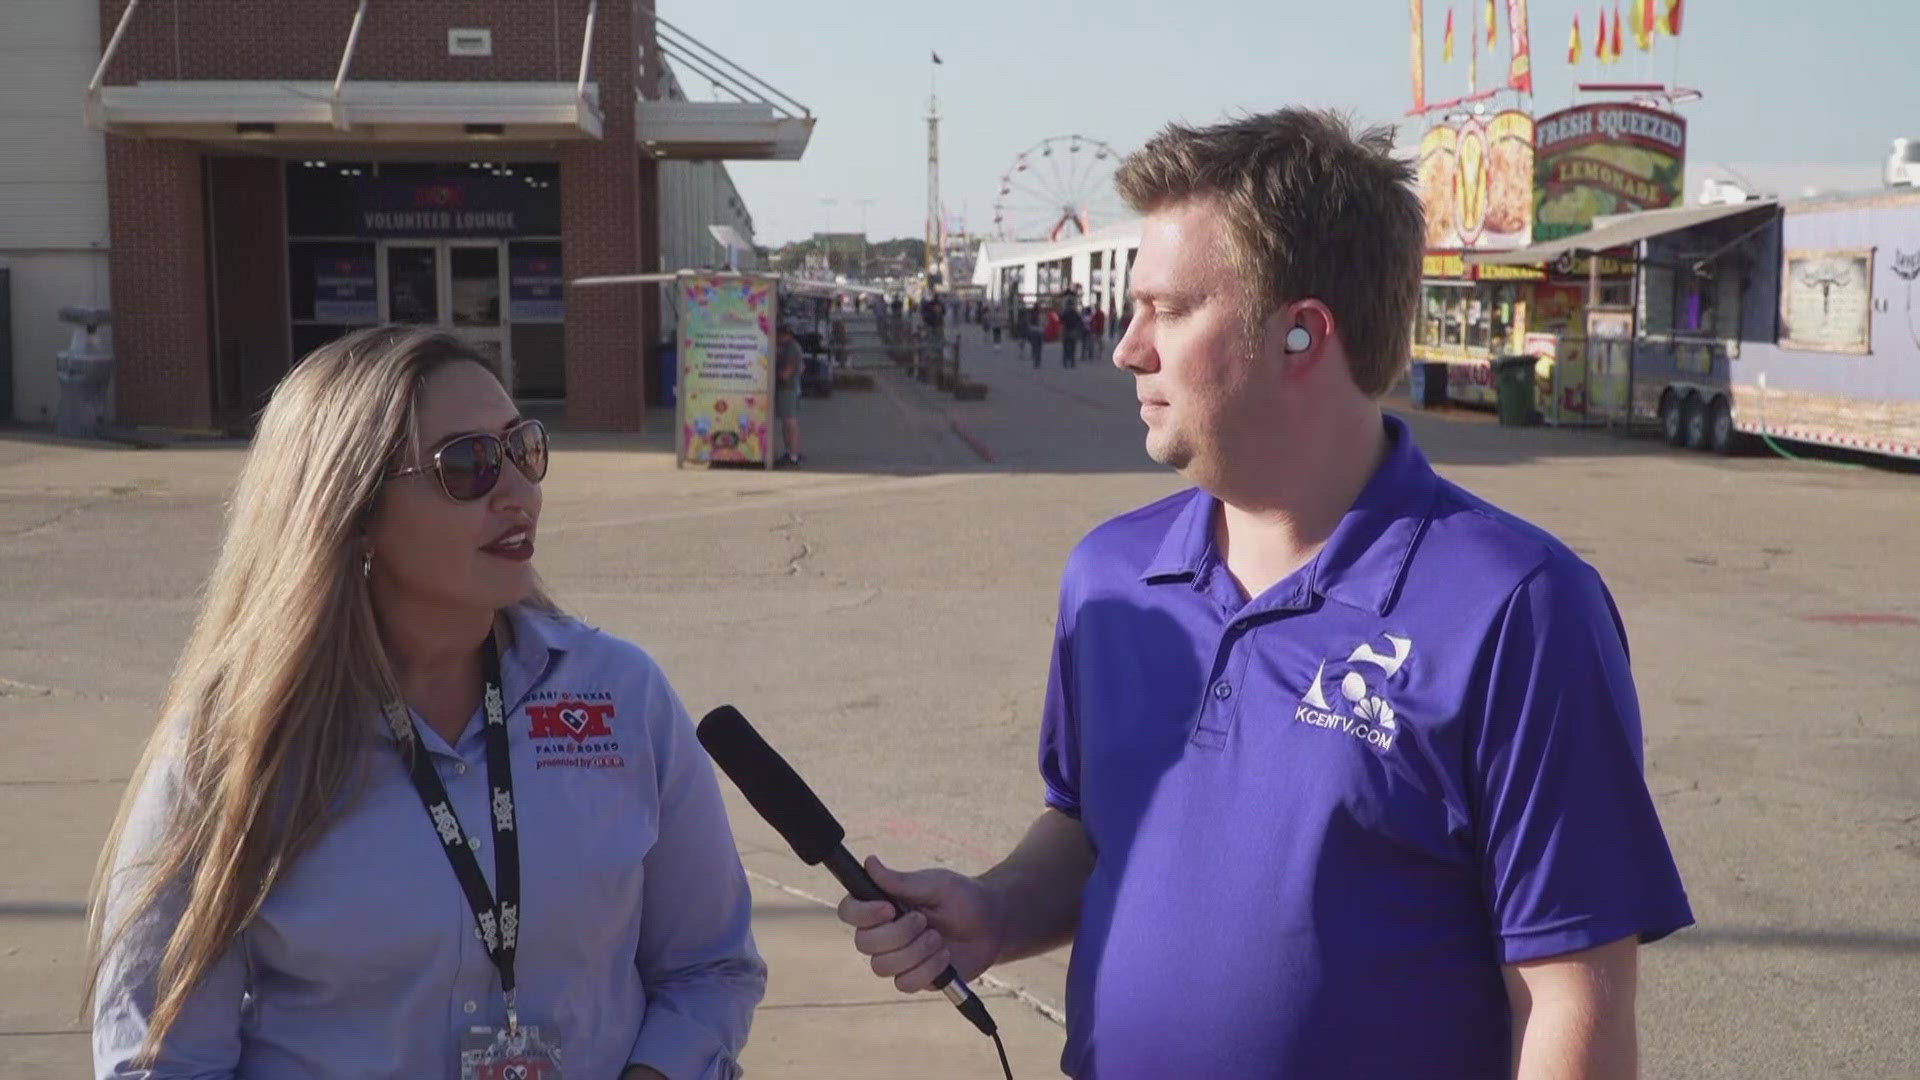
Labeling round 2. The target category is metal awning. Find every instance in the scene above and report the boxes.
[92,81,603,141]
[634,100,813,160]
[634,16,814,161]
[1465,200,1780,265]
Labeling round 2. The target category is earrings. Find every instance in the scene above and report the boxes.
[362,550,373,579]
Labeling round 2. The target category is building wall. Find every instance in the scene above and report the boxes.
[206,157,289,419]
[99,0,592,84]
[2,0,111,422]
[975,223,1142,307]
[105,138,210,428]
[556,0,651,430]
[657,159,758,339]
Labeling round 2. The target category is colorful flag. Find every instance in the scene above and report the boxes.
[1637,0,1655,49]
[1569,14,1582,64]
[1411,0,1427,112]
[1505,0,1533,92]
[1595,8,1607,60]
[1444,8,1455,61]
[1486,0,1498,49]
[1611,2,1624,59]
[1667,0,1683,35]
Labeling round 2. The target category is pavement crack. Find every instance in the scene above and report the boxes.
[0,499,104,540]
[774,513,813,575]
[0,678,57,698]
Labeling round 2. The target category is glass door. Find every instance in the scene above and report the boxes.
[448,242,510,387]
[383,244,440,326]
[379,242,514,390]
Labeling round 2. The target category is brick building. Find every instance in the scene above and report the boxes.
[69,0,809,431]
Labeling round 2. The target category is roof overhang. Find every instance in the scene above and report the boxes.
[90,81,603,142]
[1466,200,1779,266]
[634,98,814,161]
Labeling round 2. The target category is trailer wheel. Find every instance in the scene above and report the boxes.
[1708,395,1746,456]
[1682,393,1710,451]
[1660,390,1687,446]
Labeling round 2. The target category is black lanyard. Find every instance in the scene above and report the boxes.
[388,633,523,1033]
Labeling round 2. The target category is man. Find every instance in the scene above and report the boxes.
[1059,295,1083,369]
[838,109,1692,1078]
[774,324,803,467]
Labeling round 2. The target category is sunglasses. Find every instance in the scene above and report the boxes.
[386,418,549,501]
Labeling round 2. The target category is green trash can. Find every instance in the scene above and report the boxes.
[1493,355,1539,427]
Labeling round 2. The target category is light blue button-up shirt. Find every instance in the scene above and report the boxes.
[94,606,766,1079]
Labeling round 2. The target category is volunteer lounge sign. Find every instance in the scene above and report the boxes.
[353,178,523,237]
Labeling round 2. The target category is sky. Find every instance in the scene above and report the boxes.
[665,0,1917,247]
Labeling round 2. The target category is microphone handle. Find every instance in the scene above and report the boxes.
[819,846,998,1037]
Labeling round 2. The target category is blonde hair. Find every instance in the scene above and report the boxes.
[1115,108,1426,396]
[85,326,558,1062]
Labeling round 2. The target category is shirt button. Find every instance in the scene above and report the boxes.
[1213,681,1233,700]
[1233,619,1250,632]
[468,836,483,852]
[455,762,468,775]
[464,1000,478,1014]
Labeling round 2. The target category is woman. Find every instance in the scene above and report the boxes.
[88,327,765,1079]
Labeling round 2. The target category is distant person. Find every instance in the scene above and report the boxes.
[830,316,850,368]
[1059,297,1083,369]
[836,108,1692,1077]
[90,327,764,1078]
[776,324,805,467]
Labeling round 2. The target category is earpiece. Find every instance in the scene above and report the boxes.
[1284,326,1312,354]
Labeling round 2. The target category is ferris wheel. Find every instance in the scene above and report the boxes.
[992,135,1128,242]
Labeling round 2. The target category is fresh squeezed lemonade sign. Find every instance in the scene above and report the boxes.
[678,273,777,466]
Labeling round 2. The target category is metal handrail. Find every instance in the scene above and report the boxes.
[330,0,369,130]
[655,44,756,105]
[85,0,145,129]
[653,15,809,117]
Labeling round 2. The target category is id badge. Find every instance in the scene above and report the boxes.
[460,1024,564,1080]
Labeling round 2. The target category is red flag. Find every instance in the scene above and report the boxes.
[1638,0,1655,48]
[1611,2,1624,58]
[1667,0,1683,35]
[1506,0,1533,91]
[1444,8,1455,61]
[1595,9,1607,60]
[1568,14,1581,64]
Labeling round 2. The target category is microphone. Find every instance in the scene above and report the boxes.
[696,704,999,1039]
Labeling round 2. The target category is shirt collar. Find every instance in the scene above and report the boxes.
[373,603,576,745]
[1139,413,1438,617]
[1308,413,1438,616]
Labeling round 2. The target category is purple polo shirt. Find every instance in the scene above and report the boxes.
[1038,414,1693,1078]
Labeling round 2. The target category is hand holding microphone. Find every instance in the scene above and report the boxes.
[837,857,1006,995]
